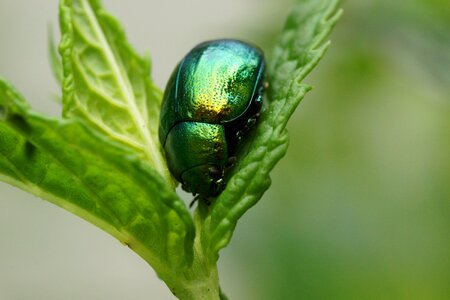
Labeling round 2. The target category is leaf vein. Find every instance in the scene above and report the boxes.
[80,0,162,171]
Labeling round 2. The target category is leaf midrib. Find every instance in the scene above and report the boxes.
[81,0,166,178]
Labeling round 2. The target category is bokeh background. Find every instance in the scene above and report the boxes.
[1,0,449,299]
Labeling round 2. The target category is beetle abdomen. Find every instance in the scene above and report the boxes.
[164,122,228,191]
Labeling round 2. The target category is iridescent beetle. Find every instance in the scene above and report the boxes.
[159,39,266,199]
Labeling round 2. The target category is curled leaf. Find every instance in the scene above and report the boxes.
[201,0,343,259]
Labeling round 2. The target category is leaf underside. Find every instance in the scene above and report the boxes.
[59,0,168,182]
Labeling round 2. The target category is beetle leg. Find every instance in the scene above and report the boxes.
[215,178,225,191]
[255,95,263,106]
[189,195,200,208]
[226,156,236,168]
[208,166,223,179]
[182,183,192,193]
[236,130,243,140]
[189,195,213,208]
[247,117,257,128]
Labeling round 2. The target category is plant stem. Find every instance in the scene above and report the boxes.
[160,237,220,299]
[145,203,221,300]
[171,264,220,300]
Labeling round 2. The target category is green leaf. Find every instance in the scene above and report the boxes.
[59,0,170,184]
[200,0,343,259]
[0,78,194,270]
[48,25,64,86]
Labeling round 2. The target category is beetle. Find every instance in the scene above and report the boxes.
[159,39,266,199]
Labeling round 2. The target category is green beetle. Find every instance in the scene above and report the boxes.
[159,39,266,198]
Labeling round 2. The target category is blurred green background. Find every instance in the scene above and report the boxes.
[1,0,449,299]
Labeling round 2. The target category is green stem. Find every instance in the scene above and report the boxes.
[142,202,221,300]
[167,238,220,300]
[170,264,220,300]
[172,205,220,300]
[139,242,220,300]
